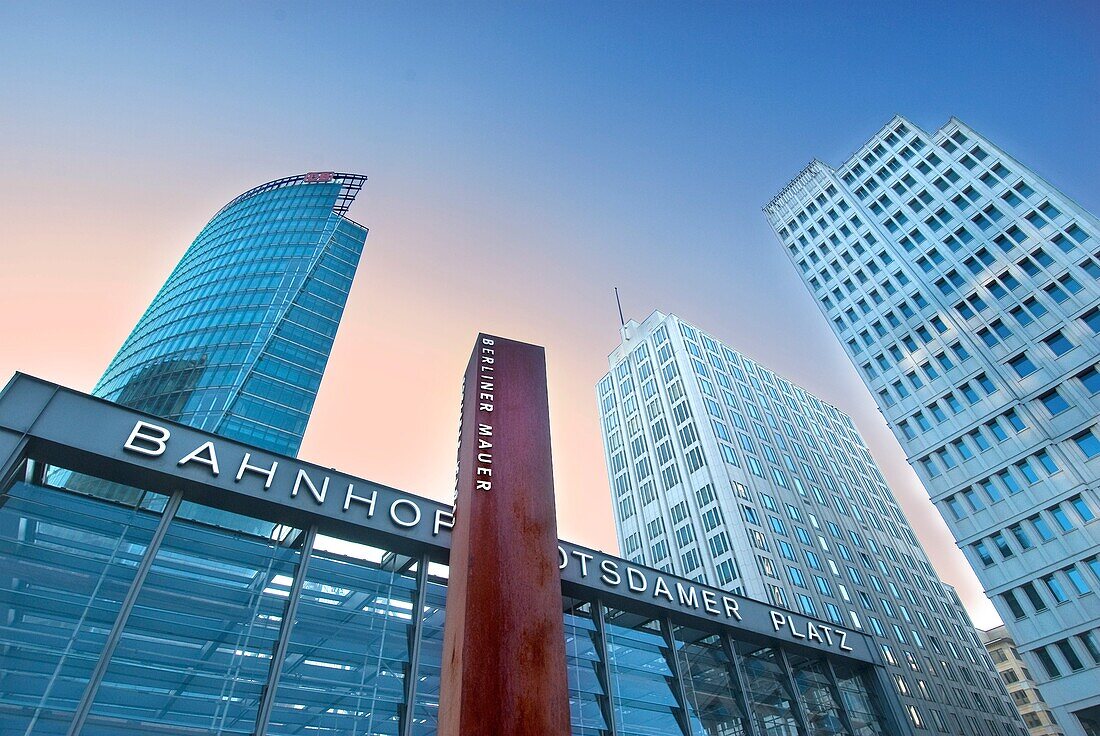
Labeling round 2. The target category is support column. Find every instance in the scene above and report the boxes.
[662,616,693,736]
[253,524,318,736]
[400,553,431,736]
[824,657,860,736]
[592,599,620,736]
[721,635,762,736]
[66,489,184,736]
[777,647,812,735]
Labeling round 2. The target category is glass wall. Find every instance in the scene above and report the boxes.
[82,503,302,735]
[410,573,446,736]
[736,641,804,735]
[604,608,685,735]
[672,624,751,736]
[93,175,369,459]
[0,467,892,736]
[564,600,612,735]
[0,480,166,735]
[266,541,418,735]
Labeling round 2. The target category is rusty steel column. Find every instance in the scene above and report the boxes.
[438,334,571,736]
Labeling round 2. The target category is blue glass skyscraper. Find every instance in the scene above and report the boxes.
[94,172,368,457]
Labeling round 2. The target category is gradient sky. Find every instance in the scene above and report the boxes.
[2,1,1097,629]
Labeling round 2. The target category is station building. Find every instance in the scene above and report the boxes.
[1,373,995,735]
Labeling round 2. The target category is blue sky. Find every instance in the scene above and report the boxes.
[1,0,1096,627]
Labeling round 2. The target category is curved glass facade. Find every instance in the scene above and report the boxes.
[94,172,369,457]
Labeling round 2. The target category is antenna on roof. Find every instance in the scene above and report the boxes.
[614,287,625,327]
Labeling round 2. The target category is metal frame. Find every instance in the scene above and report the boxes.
[253,524,318,736]
[824,657,861,736]
[591,599,620,736]
[401,553,432,736]
[662,616,694,736]
[721,633,762,736]
[214,172,368,218]
[777,646,812,736]
[65,489,185,736]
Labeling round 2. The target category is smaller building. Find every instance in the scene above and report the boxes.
[982,625,1064,736]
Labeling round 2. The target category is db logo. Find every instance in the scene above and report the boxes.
[304,172,334,183]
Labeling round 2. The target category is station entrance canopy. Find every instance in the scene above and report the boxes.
[0,372,906,736]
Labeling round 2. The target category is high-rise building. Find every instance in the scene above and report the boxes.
[94,171,369,456]
[764,116,1099,735]
[981,626,1065,736]
[597,309,1024,735]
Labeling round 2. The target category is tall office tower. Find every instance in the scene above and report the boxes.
[94,172,368,457]
[597,310,1024,736]
[981,626,1065,736]
[764,116,1100,735]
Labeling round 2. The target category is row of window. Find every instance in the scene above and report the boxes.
[1001,557,1099,620]
[1029,629,1100,680]
[924,440,1060,485]
[910,404,1025,462]
[971,496,1096,567]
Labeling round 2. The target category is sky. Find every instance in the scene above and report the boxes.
[1,1,1097,630]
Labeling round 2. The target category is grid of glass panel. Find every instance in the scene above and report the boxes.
[267,542,417,735]
[672,624,750,736]
[604,609,683,735]
[82,503,302,735]
[0,463,893,736]
[0,480,165,735]
[93,174,368,458]
[564,600,612,735]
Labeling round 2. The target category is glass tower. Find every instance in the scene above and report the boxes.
[764,116,1099,736]
[94,171,369,457]
[597,310,1024,735]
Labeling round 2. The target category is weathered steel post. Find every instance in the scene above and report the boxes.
[438,334,571,736]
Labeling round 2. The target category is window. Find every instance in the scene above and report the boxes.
[1043,331,1075,357]
[1031,515,1054,542]
[1078,366,1100,394]
[1035,648,1061,678]
[1003,590,1025,619]
[1082,307,1100,334]
[991,532,1013,558]
[1069,495,1095,523]
[1040,390,1070,416]
[1020,582,1046,611]
[1009,523,1033,550]
[1073,430,1100,460]
[1050,504,1074,533]
[1008,353,1037,378]
[1057,640,1085,671]
[976,539,994,567]
[1065,566,1091,595]
[1043,574,1069,604]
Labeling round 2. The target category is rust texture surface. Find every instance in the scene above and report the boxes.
[438,334,571,736]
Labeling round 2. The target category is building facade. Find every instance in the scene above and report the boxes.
[763,116,1100,735]
[94,171,369,457]
[597,310,1024,735]
[1,374,922,736]
[981,626,1065,736]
